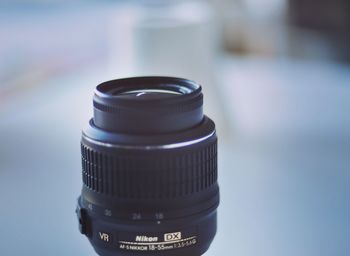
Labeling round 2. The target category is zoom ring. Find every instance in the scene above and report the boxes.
[81,140,217,199]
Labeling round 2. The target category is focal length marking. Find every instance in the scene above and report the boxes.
[119,236,197,245]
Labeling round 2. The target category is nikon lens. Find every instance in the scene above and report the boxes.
[76,77,219,256]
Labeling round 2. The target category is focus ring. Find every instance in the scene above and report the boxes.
[81,139,217,199]
[93,95,203,114]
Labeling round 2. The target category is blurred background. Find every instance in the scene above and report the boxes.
[0,0,349,255]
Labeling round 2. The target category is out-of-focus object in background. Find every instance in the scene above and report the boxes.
[288,0,350,62]
[217,0,288,57]
[108,0,230,136]
[219,0,350,62]
[109,0,217,83]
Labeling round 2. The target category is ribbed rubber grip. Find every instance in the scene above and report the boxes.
[81,139,217,199]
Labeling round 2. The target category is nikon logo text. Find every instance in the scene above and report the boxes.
[164,232,182,242]
[135,236,158,242]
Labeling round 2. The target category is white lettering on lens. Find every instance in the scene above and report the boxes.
[99,232,110,242]
[135,236,158,242]
[164,232,181,241]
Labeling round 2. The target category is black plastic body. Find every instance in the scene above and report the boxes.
[76,77,219,256]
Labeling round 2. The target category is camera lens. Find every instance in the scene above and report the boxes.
[76,77,219,256]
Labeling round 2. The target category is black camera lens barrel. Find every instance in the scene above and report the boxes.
[93,77,203,133]
[77,77,219,256]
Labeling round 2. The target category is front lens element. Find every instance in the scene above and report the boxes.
[118,89,182,99]
[76,76,219,256]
